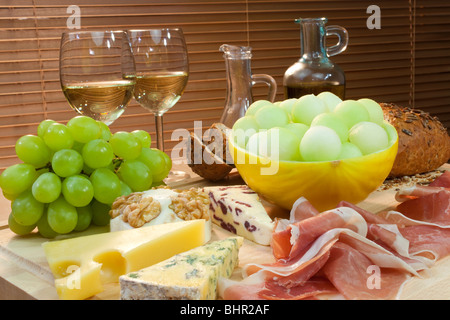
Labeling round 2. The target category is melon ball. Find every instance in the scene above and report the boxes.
[381,121,399,145]
[334,100,370,128]
[337,142,363,159]
[279,98,298,116]
[348,121,389,155]
[317,91,343,112]
[246,127,301,161]
[254,104,290,129]
[232,116,260,148]
[300,126,342,161]
[283,122,309,140]
[310,112,349,143]
[246,100,273,116]
[358,98,384,125]
[291,94,328,125]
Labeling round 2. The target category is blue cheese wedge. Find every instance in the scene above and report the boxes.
[119,237,243,300]
[204,185,274,245]
[109,187,211,242]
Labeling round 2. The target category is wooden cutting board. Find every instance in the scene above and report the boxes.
[1,166,449,300]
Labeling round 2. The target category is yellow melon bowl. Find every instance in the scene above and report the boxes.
[228,124,399,212]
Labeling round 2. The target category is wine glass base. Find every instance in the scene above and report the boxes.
[164,170,191,183]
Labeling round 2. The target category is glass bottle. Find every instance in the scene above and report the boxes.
[283,17,348,99]
[219,44,277,128]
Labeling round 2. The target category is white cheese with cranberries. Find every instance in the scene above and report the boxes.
[203,185,274,245]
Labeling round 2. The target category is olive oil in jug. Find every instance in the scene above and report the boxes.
[284,17,348,99]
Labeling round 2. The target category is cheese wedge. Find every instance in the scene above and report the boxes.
[204,185,274,245]
[120,237,243,300]
[110,188,212,241]
[42,219,206,300]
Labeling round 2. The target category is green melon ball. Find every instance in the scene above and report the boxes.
[333,100,370,129]
[232,116,260,148]
[310,112,349,143]
[246,127,301,161]
[291,94,327,125]
[279,98,298,117]
[245,100,274,116]
[254,104,290,129]
[348,121,389,155]
[337,142,363,159]
[317,91,343,112]
[358,98,384,125]
[300,126,342,161]
[283,122,309,140]
[381,121,399,145]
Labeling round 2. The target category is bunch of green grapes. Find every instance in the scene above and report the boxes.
[0,116,172,238]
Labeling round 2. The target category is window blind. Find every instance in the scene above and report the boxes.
[0,0,449,170]
[414,0,450,126]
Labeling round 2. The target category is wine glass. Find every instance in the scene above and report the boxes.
[60,30,136,125]
[128,28,190,182]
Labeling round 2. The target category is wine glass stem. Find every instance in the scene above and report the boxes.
[155,114,165,151]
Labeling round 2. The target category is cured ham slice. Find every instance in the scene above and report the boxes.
[400,225,450,261]
[395,171,450,202]
[322,242,409,300]
[218,272,338,300]
[429,170,450,188]
[218,171,450,300]
[395,185,449,202]
[289,197,320,221]
[271,206,366,260]
[395,191,450,226]
[393,172,450,227]
[338,201,442,268]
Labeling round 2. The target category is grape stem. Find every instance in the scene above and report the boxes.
[111,157,123,173]
[36,163,53,173]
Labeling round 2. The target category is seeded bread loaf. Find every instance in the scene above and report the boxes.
[380,102,450,177]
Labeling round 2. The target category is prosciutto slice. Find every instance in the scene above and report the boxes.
[429,171,450,188]
[218,171,450,300]
[322,242,410,300]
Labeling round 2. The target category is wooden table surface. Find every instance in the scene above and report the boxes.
[1,164,449,300]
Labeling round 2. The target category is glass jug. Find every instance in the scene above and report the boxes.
[283,17,348,99]
[219,44,277,128]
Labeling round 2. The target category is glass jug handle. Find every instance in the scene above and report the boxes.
[251,74,278,102]
[325,25,349,57]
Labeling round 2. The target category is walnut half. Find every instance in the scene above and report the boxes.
[110,192,144,219]
[169,187,211,222]
[109,192,162,228]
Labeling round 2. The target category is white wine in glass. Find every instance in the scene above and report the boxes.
[128,28,190,182]
[134,71,188,116]
[60,31,136,125]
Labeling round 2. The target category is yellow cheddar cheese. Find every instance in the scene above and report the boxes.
[42,219,206,300]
